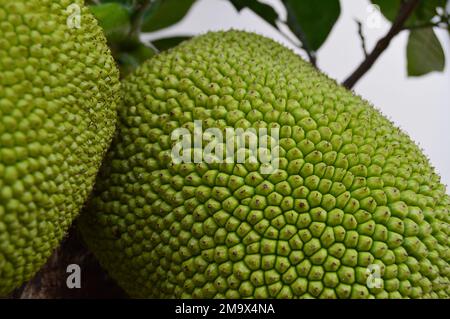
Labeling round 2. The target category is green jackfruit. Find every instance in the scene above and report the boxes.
[80,31,449,298]
[0,0,120,295]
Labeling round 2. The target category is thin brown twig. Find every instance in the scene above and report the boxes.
[342,0,420,89]
[355,19,368,58]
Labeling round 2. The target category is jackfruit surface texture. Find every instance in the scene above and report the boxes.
[80,31,449,299]
[0,0,120,295]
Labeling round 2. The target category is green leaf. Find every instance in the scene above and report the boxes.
[117,43,156,78]
[99,0,136,8]
[282,0,340,51]
[413,0,446,22]
[230,0,278,27]
[371,0,446,26]
[152,36,191,51]
[89,3,131,43]
[407,27,445,76]
[141,0,196,32]
[370,0,399,22]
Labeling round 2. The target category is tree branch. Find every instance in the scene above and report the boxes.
[11,226,127,299]
[355,19,368,58]
[129,0,155,38]
[342,0,420,89]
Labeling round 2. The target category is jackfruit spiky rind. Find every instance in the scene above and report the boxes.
[80,31,449,298]
[0,0,120,295]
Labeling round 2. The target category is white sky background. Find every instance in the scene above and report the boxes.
[142,0,450,191]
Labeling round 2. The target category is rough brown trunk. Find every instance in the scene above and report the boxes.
[10,226,127,299]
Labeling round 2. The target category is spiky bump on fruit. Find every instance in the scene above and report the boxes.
[80,31,449,298]
[0,0,120,295]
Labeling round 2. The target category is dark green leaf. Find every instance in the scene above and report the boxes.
[152,36,191,51]
[414,0,446,22]
[370,0,399,22]
[407,27,445,76]
[89,3,131,42]
[130,43,157,62]
[117,43,156,78]
[99,0,136,8]
[230,0,278,27]
[117,52,140,78]
[371,0,446,26]
[141,0,196,32]
[282,0,340,51]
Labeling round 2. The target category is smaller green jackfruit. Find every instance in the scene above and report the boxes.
[0,0,120,295]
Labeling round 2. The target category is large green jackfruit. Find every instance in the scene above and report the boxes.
[0,0,120,295]
[80,31,449,298]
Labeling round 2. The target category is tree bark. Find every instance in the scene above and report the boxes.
[10,226,127,299]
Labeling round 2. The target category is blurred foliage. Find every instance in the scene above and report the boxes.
[372,0,448,76]
[141,0,196,32]
[115,42,156,76]
[88,0,449,79]
[152,36,192,51]
[371,0,446,26]
[283,0,340,52]
[90,3,131,43]
[407,27,445,76]
[230,0,278,27]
